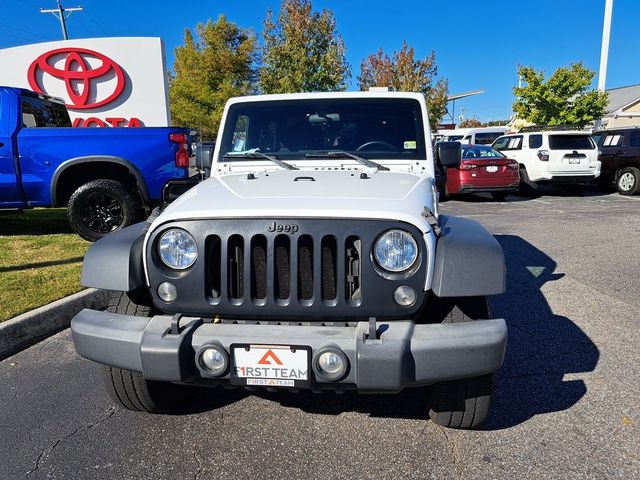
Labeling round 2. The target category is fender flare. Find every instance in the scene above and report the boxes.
[81,221,148,292]
[50,155,150,206]
[431,215,506,297]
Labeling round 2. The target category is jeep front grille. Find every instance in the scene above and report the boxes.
[147,219,427,320]
[206,233,361,307]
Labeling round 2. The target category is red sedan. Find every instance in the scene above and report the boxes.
[444,144,520,201]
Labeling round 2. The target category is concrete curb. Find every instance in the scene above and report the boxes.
[0,288,111,360]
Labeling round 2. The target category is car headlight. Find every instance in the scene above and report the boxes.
[374,230,418,273]
[158,228,198,269]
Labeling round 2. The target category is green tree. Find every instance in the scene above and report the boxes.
[170,16,257,140]
[259,0,350,93]
[513,62,608,127]
[358,42,449,130]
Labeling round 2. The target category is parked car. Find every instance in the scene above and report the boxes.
[0,86,192,240]
[594,127,640,195]
[492,128,600,194]
[439,127,508,145]
[443,144,519,200]
[71,91,508,429]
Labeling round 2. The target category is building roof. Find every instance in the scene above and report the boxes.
[605,84,640,113]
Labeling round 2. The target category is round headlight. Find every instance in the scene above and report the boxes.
[158,228,198,270]
[374,230,418,273]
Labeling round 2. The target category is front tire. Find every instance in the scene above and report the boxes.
[67,179,143,241]
[429,374,495,429]
[617,167,640,195]
[428,296,496,429]
[102,292,190,414]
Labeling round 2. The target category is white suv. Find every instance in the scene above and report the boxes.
[492,130,600,192]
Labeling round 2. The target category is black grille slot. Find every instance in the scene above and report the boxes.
[321,236,337,301]
[206,235,221,300]
[251,235,267,301]
[228,235,244,300]
[274,235,291,300]
[298,235,314,301]
[345,236,361,305]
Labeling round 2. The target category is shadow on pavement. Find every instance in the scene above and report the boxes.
[175,235,599,427]
[481,235,599,430]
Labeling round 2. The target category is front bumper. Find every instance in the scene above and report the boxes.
[71,309,507,393]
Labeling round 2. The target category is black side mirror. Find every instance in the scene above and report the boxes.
[436,141,461,168]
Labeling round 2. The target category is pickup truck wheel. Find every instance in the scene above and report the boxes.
[616,167,640,195]
[428,295,495,428]
[102,292,189,414]
[68,179,143,241]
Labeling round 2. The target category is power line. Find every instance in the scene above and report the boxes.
[84,9,108,36]
[0,31,39,43]
[73,15,96,38]
[0,21,51,41]
[40,0,83,40]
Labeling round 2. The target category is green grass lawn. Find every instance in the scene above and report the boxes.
[0,209,90,321]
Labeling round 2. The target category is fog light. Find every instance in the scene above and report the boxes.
[157,282,177,302]
[198,346,228,376]
[315,349,348,380]
[394,285,416,306]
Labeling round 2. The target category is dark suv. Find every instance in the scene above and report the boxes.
[594,128,640,195]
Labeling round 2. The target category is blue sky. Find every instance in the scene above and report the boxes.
[2,0,639,122]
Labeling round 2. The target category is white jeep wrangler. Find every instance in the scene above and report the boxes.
[71,92,507,429]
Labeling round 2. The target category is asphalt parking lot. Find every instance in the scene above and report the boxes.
[1,189,639,480]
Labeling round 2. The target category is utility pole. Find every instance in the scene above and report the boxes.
[40,0,83,40]
[598,0,614,92]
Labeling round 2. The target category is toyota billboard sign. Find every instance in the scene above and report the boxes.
[0,37,170,127]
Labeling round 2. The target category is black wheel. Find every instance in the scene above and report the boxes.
[102,292,190,414]
[490,192,508,201]
[67,179,143,241]
[428,373,495,429]
[517,167,538,196]
[428,296,495,429]
[616,167,640,195]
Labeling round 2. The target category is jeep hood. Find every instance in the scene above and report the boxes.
[152,170,436,232]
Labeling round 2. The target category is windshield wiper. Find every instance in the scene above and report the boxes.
[304,151,390,171]
[223,150,298,170]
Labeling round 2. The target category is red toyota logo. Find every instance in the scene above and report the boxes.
[27,47,125,110]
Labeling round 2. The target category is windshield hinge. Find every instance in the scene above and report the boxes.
[422,207,442,237]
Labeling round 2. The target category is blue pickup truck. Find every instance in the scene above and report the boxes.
[0,86,191,240]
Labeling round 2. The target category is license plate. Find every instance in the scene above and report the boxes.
[486,165,498,173]
[568,157,581,164]
[230,344,311,387]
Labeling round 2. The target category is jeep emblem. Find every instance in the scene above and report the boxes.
[267,221,299,234]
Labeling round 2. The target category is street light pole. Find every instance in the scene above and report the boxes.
[598,0,614,92]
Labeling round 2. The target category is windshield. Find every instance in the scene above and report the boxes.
[218,98,426,162]
[462,146,505,158]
